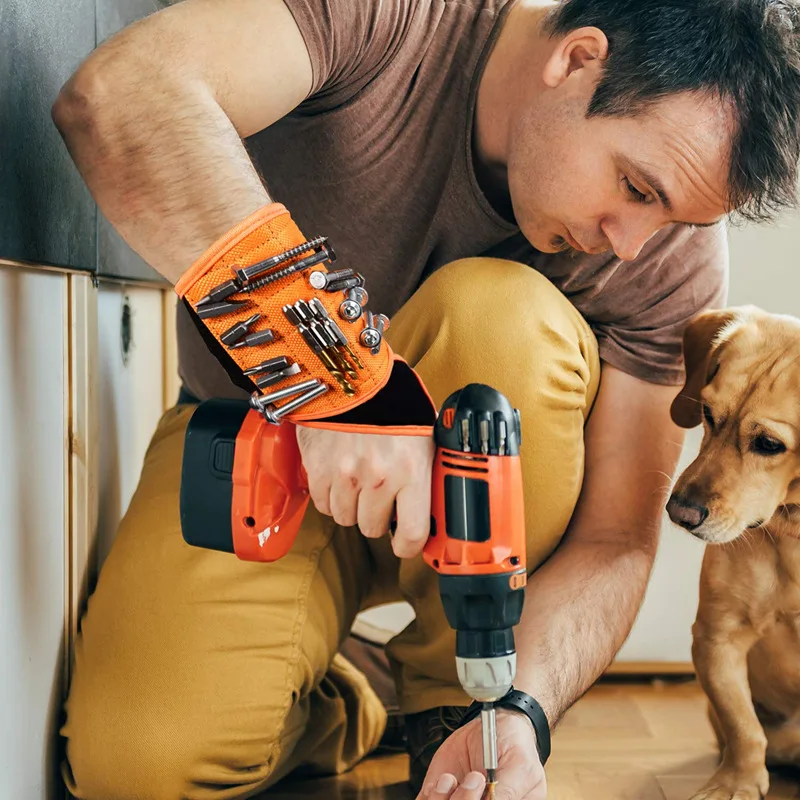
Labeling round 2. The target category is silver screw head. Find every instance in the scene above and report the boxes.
[308,270,328,290]
[360,328,381,349]
[339,298,362,321]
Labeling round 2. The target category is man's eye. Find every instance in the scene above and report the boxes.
[751,434,786,456]
[703,405,715,429]
[623,177,649,204]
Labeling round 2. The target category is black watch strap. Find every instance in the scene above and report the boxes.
[459,688,551,766]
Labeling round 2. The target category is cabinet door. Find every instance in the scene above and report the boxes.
[0,266,68,799]
[96,284,166,568]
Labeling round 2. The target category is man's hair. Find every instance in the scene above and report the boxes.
[545,0,800,223]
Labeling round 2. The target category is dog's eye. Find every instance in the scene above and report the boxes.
[751,435,787,456]
[703,405,715,429]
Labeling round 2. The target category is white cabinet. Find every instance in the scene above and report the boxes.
[0,266,68,799]
[0,269,174,799]
[96,282,172,569]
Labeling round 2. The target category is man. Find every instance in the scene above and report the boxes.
[52,0,800,798]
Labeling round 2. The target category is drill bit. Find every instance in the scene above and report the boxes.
[481,703,499,799]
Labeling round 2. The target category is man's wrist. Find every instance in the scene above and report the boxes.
[496,706,536,735]
[459,688,552,766]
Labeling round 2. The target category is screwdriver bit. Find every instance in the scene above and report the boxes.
[229,328,275,348]
[283,304,355,396]
[243,355,292,377]
[196,278,243,308]
[309,319,357,380]
[255,363,301,389]
[481,704,499,800]
[309,298,365,369]
[195,299,251,319]
[220,313,261,346]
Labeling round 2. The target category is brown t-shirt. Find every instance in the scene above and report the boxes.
[176,0,729,401]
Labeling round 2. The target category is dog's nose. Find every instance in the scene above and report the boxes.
[666,494,709,530]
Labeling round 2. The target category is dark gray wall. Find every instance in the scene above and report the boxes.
[96,0,167,281]
[0,0,168,282]
[0,0,97,271]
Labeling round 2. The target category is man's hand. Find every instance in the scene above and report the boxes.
[418,711,546,800]
[296,426,435,558]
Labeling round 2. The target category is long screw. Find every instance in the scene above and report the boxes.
[241,248,332,292]
[249,378,321,411]
[261,382,330,425]
[235,236,329,283]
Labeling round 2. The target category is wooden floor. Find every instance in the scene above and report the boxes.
[267,678,800,799]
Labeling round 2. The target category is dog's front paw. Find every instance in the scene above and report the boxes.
[688,766,769,800]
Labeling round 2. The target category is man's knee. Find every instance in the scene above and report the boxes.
[63,690,283,799]
[392,256,599,405]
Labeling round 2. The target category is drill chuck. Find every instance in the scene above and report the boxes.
[456,652,517,703]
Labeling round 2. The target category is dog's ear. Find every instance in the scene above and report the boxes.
[670,308,742,429]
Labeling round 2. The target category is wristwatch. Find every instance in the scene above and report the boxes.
[458,687,551,766]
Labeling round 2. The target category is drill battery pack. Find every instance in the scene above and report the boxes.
[180,398,310,562]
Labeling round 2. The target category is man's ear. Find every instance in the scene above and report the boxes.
[670,308,742,429]
[542,26,609,88]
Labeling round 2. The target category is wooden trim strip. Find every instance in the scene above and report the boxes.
[606,661,695,676]
[65,274,99,689]
[161,289,180,410]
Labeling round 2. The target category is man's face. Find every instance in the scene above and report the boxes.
[507,88,733,260]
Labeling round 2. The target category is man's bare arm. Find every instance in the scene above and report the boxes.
[52,0,313,283]
[512,365,686,726]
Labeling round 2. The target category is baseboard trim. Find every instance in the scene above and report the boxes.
[607,661,694,676]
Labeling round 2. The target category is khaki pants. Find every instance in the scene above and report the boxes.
[62,258,600,799]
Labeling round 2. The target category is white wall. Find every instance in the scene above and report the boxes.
[0,267,67,799]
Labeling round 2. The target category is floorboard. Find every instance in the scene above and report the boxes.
[266,678,800,799]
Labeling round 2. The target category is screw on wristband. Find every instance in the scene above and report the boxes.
[459,687,551,766]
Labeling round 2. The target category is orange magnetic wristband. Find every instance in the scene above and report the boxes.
[176,204,436,434]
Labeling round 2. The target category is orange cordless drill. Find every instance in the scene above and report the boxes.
[180,382,527,789]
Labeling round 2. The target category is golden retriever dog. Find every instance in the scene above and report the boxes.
[667,305,800,800]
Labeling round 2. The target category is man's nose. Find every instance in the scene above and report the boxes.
[601,218,657,262]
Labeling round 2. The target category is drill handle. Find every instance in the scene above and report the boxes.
[424,384,526,576]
